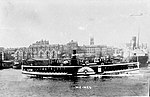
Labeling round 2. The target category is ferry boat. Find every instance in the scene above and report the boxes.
[1,60,14,69]
[22,50,139,77]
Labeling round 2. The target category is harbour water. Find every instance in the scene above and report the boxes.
[0,68,149,97]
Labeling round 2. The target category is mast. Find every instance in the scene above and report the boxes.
[137,27,140,49]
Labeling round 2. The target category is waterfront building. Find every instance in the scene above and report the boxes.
[63,40,80,58]
[14,40,63,60]
[80,45,103,58]
[66,38,122,59]
[63,40,105,58]
[113,48,124,57]
[28,40,63,59]
[13,39,124,60]
[14,47,28,60]
[0,47,4,52]
[0,47,4,61]
[0,48,18,60]
[78,37,117,58]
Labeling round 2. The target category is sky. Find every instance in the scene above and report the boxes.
[0,0,150,48]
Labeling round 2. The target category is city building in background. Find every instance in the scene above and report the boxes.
[1,37,126,61]
[4,48,17,60]
[90,37,94,45]
[14,40,63,60]
[14,47,28,60]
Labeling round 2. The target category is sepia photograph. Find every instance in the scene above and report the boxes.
[0,0,150,96]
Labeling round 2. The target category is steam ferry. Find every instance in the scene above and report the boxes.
[1,60,14,69]
[22,50,139,77]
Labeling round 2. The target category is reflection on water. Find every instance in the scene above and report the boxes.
[0,69,148,97]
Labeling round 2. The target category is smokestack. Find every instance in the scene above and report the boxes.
[71,50,77,66]
[73,50,76,54]
[132,36,136,50]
